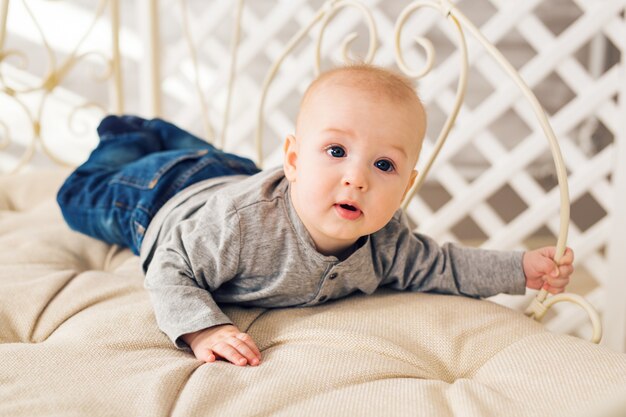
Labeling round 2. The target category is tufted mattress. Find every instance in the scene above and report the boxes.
[1,169,626,417]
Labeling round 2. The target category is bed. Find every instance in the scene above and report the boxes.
[2,1,626,416]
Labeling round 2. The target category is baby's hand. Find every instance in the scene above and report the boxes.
[523,246,574,294]
[181,324,262,366]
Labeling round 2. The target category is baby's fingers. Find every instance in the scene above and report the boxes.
[192,348,216,363]
[212,341,249,366]
[543,282,566,294]
[230,335,261,366]
[236,333,262,362]
[559,247,574,265]
[212,336,261,367]
[542,272,570,293]
[545,276,569,289]
[557,263,574,278]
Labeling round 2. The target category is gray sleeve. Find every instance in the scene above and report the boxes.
[144,201,241,349]
[376,211,526,298]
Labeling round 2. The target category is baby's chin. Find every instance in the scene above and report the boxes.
[324,227,378,243]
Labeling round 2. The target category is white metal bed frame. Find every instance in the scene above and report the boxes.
[1,0,625,349]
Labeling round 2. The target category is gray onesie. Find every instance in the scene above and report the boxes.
[140,167,526,348]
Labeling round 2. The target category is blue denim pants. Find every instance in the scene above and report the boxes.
[57,115,260,255]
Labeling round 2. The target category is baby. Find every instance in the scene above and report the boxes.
[57,64,574,367]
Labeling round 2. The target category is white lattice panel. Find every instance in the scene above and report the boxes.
[1,0,625,350]
[152,0,626,348]
[0,0,124,170]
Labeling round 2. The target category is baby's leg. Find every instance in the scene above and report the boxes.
[143,118,215,151]
[79,115,165,172]
[56,115,258,254]
[56,115,170,253]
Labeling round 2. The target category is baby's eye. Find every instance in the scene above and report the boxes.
[375,159,394,172]
[326,146,346,158]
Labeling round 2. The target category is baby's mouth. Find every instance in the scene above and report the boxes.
[334,202,362,220]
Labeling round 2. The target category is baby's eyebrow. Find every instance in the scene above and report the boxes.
[322,127,409,159]
[387,144,408,159]
[322,127,355,137]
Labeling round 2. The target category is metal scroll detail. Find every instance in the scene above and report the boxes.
[254,0,601,343]
[255,0,378,167]
[314,0,378,77]
[0,0,123,174]
[400,0,600,343]
[436,0,601,343]
[396,1,468,210]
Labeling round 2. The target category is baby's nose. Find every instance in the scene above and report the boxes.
[342,168,368,190]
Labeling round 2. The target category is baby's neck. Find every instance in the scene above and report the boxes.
[315,236,367,261]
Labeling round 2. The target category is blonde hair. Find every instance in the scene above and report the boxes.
[302,63,421,104]
[296,63,426,146]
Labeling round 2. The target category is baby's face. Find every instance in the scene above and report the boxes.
[284,81,424,256]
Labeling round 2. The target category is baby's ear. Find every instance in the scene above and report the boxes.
[283,134,298,181]
[402,169,418,202]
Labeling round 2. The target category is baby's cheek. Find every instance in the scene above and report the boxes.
[303,188,329,214]
[386,185,406,205]
[308,180,332,200]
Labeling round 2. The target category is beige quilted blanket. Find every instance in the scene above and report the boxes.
[1,169,625,417]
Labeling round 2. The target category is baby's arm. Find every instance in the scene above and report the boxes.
[523,246,574,294]
[144,201,247,357]
[181,325,261,366]
[378,211,576,297]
